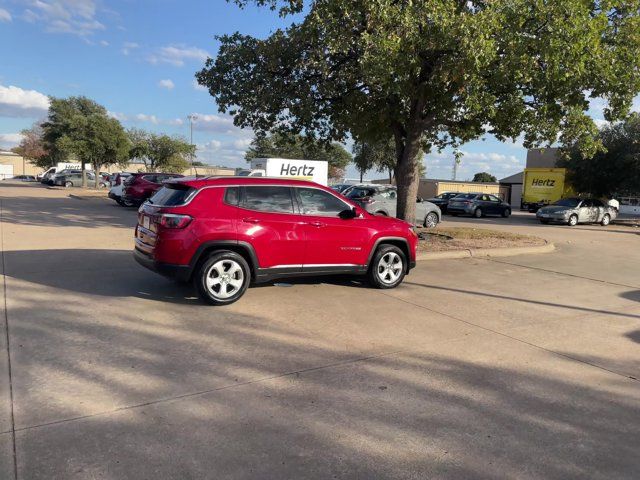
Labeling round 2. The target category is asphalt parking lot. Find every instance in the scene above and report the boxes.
[0,183,638,479]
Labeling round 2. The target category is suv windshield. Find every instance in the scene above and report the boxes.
[149,185,195,205]
[553,198,580,208]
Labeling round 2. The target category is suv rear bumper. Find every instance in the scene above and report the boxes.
[134,248,191,282]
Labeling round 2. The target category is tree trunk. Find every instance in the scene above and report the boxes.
[394,128,422,222]
[388,169,393,184]
[81,162,87,188]
[359,170,363,182]
[93,162,100,189]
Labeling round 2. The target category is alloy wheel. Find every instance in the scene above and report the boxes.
[377,252,403,285]
[205,259,245,299]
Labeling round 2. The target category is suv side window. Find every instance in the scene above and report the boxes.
[488,195,500,202]
[224,187,239,206]
[243,186,294,213]
[592,199,604,207]
[143,175,157,183]
[297,187,349,216]
[581,199,593,208]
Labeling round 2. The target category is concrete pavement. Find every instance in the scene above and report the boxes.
[0,183,638,479]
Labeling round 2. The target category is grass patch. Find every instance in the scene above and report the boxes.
[416,226,546,252]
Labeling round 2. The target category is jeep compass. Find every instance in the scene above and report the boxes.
[134,177,418,305]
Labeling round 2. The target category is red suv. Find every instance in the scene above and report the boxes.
[134,177,418,305]
[122,173,184,206]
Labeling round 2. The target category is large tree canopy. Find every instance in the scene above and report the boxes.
[244,132,351,179]
[472,172,497,183]
[128,128,195,173]
[198,0,640,220]
[42,97,130,188]
[560,114,640,197]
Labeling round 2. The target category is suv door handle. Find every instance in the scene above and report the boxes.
[242,217,260,224]
[307,221,325,227]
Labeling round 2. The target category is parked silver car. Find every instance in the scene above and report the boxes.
[345,185,442,227]
[536,197,617,226]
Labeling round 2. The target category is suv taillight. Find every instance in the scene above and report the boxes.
[157,214,192,229]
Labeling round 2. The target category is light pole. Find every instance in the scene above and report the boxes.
[187,114,198,176]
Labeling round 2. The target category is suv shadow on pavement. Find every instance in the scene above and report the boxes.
[1,248,368,304]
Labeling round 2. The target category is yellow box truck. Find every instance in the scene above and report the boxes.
[522,168,573,212]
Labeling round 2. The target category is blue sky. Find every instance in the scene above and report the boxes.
[0,0,632,180]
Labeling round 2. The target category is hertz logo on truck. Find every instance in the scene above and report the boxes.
[531,178,556,187]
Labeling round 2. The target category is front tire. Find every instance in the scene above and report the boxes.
[601,214,610,226]
[568,214,578,227]
[502,208,511,218]
[195,251,250,305]
[64,181,73,188]
[424,212,439,228]
[368,245,406,289]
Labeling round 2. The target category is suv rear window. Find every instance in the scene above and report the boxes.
[149,185,195,206]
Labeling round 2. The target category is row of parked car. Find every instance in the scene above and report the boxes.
[331,184,617,227]
[39,169,110,188]
[108,172,184,207]
[331,184,513,227]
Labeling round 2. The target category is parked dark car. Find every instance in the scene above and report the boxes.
[121,173,184,206]
[427,192,463,214]
[447,193,512,218]
[7,175,37,182]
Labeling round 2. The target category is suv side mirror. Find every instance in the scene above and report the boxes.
[339,207,357,220]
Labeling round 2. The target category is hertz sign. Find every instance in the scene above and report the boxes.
[523,168,568,205]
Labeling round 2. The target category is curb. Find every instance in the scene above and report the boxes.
[416,242,555,261]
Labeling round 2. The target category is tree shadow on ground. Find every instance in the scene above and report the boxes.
[4,296,639,479]
[0,194,136,229]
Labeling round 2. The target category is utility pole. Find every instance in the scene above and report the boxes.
[187,114,198,176]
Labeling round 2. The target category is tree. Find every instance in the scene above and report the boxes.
[128,129,195,173]
[12,123,50,170]
[472,172,497,183]
[42,97,129,188]
[352,139,396,182]
[560,114,640,197]
[197,0,640,221]
[244,132,351,179]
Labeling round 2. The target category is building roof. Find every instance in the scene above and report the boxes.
[0,151,21,157]
[499,171,524,184]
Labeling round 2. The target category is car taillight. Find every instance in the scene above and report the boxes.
[157,214,192,229]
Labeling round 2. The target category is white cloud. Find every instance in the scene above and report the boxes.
[107,111,127,121]
[21,0,105,36]
[0,8,12,22]
[158,79,175,90]
[148,44,210,67]
[233,138,252,150]
[0,133,24,149]
[190,113,236,133]
[168,118,184,126]
[424,149,525,181]
[99,39,109,46]
[134,113,159,124]
[121,41,139,55]
[0,84,50,118]
[192,79,207,92]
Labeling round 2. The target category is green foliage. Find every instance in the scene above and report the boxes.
[244,132,351,178]
[352,138,397,181]
[560,114,640,197]
[472,172,497,183]
[12,122,51,169]
[198,0,640,220]
[42,96,130,187]
[127,129,195,172]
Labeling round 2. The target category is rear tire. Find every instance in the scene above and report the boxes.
[601,214,610,226]
[473,208,483,218]
[64,181,73,188]
[375,211,388,216]
[568,214,578,227]
[424,212,439,228]
[367,245,406,289]
[194,251,250,305]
